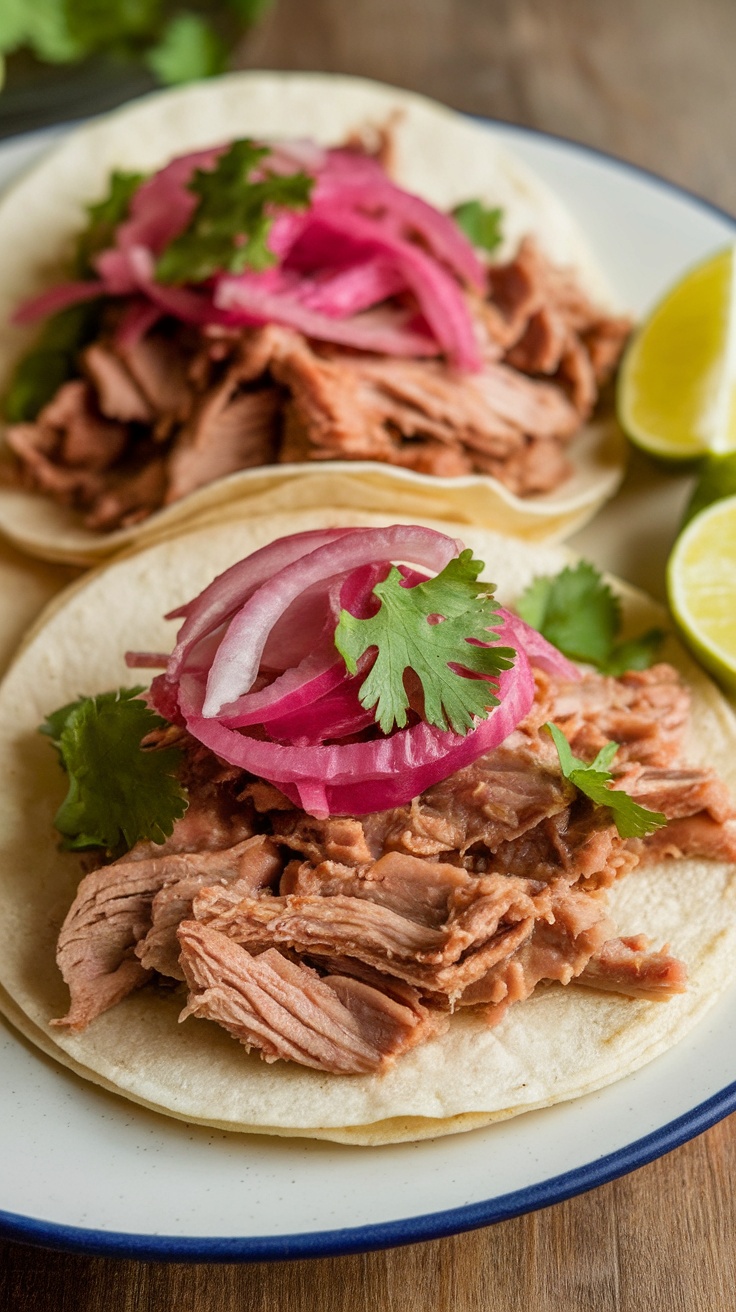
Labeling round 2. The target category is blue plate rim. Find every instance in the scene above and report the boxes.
[1,114,735,1263]
[2,1076,736,1261]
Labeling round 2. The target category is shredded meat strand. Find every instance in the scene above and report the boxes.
[5,237,629,531]
[51,660,734,1074]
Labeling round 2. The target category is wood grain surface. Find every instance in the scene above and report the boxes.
[3,1,736,1306]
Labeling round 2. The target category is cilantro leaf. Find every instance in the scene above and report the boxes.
[602,629,666,676]
[4,299,104,422]
[0,0,83,63]
[545,722,667,839]
[5,173,143,422]
[74,170,145,276]
[0,0,273,69]
[145,13,228,85]
[40,687,188,858]
[65,0,162,52]
[334,550,515,735]
[517,561,620,666]
[516,560,665,673]
[452,200,503,253]
[155,140,313,285]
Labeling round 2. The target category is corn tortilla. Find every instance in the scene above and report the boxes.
[0,508,734,1144]
[0,71,625,566]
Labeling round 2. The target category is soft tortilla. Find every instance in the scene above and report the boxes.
[0,507,735,1145]
[0,71,625,566]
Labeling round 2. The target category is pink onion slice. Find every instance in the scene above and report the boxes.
[295,258,407,318]
[264,679,375,745]
[114,147,222,257]
[113,298,162,350]
[202,525,462,717]
[12,279,104,326]
[314,173,486,291]
[214,277,438,356]
[125,651,169,669]
[260,578,341,672]
[217,642,347,728]
[498,608,580,681]
[284,208,482,370]
[178,641,534,817]
[220,562,390,728]
[166,527,358,681]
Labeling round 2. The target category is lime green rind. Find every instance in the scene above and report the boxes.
[667,493,736,691]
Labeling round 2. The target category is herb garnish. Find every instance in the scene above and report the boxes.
[545,722,667,838]
[452,199,503,253]
[156,140,314,285]
[41,688,188,859]
[4,171,144,423]
[334,550,515,735]
[516,561,665,674]
[74,170,145,277]
[4,300,104,423]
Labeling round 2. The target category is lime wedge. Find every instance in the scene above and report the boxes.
[667,494,736,688]
[618,245,736,460]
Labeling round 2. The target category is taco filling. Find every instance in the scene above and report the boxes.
[3,133,629,533]
[44,525,736,1078]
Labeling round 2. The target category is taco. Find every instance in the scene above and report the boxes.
[0,508,735,1145]
[0,72,628,565]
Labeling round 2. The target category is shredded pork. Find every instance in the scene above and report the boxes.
[52,660,736,1072]
[5,238,630,531]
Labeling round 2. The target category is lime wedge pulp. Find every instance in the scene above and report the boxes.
[667,494,736,689]
[618,245,736,461]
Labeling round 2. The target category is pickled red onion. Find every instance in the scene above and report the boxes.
[13,140,484,371]
[141,525,581,818]
[176,639,534,817]
[166,527,356,680]
[201,525,461,716]
[498,608,580,681]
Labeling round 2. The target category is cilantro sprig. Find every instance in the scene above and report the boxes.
[516,561,665,674]
[155,140,314,285]
[334,550,515,735]
[0,3,273,90]
[41,688,188,859]
[545,722,667,839]
[452,199,503,253]
[4,171,143,423]
[74,170,145,277]
[4,300,105,423]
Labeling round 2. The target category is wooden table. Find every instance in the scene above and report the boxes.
[3,1,736,1306]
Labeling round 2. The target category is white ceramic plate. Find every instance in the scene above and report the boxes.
[0,119,735,1261]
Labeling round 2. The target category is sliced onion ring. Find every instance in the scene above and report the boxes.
[177,643,534,818]
[202,525,461,717]
[142,525,582,819]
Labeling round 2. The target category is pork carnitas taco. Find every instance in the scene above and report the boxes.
[0,509,735,1145]
[0,72,628,565]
